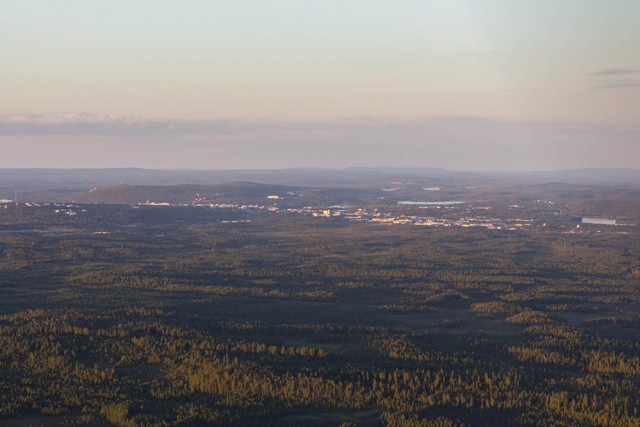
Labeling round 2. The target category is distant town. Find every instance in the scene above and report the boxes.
[3,192,634,236]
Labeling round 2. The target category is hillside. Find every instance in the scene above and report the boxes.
[3,167,640,202]
[64,182,305,204]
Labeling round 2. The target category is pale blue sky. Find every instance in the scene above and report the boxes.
[1,1,639,169]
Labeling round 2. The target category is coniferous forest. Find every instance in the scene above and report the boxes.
[1,201,640,426]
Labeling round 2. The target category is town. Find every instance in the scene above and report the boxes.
[2,192,634,237]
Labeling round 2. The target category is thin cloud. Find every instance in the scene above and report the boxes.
[2,115,639,170]
[593,81,640,90]
[0,113,364,135]
[592,69,639,76]
[0,114,239,136]
[1,114,638,138]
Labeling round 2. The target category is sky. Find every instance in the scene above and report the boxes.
[1,0,639,171]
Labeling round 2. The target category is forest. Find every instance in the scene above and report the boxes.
[1,203,640,426]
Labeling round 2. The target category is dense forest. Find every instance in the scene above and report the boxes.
[1,203,640,426]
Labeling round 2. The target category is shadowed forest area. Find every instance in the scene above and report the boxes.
[1,201,640,426]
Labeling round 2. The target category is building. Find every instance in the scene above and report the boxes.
[581,217,636,227]
[581,217,617,226]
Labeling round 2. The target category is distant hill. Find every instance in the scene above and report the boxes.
[64,182,304,204]
[526,168,640,186]
[2,167,640,202]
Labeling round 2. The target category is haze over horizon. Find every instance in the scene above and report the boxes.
[1,1,639,171]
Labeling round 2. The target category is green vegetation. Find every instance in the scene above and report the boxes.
[1,204,640,426]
